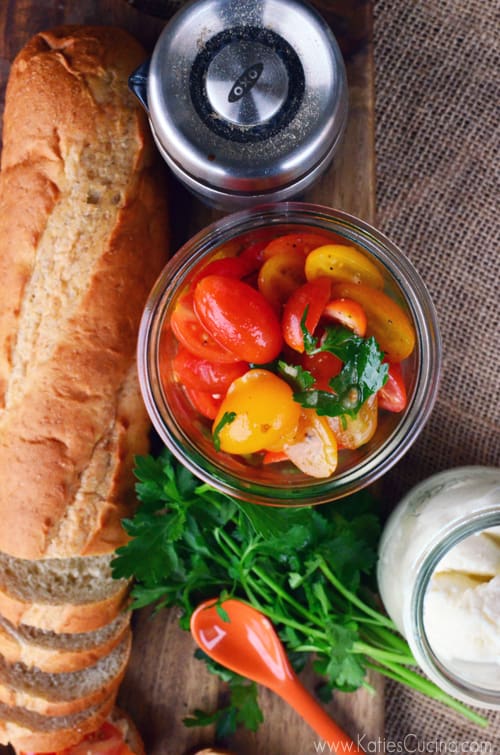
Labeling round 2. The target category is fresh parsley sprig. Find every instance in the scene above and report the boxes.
[112,451,488,735]
[292,316,389,418]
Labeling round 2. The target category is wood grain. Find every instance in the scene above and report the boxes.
[0,2,381,753]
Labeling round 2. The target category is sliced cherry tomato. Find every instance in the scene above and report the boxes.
[237,239,271,274]
[330,281,416,362]
[322,297,367,337]
[66,721,125,755]
[75,722,124,754]
[301,350,342,391]
[191,256,248,285]
[262,232,334,259]
[257,251,306,310]
[262,450,289,464]
[213,369,301,454]
[282,277,331,353]
[378,362,407,412]
[20,724,134,755]
[185,386,223,419]
[173,347,248,392]
[305,244,385,289]
[170,292,241,363]
[283,410,338,478]
[194,275,283,363]
[327,394,378,450]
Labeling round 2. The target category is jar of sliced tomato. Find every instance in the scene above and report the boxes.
[138,203,441,506]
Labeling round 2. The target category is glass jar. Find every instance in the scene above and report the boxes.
[138,202,441,506]
[377,466,500,709]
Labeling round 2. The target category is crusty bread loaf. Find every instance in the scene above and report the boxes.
[0,24,169,561]
[0,613,129,673]
[0,23,169,753]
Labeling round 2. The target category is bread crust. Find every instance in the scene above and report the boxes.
[0,25,169,560]
[111,707,146,755]
[0,582,131,633]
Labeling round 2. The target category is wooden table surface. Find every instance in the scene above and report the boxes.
[0,2,383,753]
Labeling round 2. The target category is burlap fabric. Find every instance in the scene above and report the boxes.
[374,0,500,751]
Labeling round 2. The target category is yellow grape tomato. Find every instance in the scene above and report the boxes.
[305,244,385,289]
[213,369,301,455]
[284,410,338,478]
[327,394,378,450]
[330,281,416,362]
[257,251,306,309]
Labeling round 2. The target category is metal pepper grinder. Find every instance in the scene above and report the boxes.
[129,0,348,209]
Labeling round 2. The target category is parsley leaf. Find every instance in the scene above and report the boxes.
[300,306,317,353]
[276,359,315,390]
[213,411,236,451]
[183,650,263,737]
[295,323,389,418]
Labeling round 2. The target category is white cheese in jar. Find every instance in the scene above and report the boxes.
[423,528,500,667]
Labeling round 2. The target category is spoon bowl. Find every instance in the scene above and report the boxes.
[191,598,365,752]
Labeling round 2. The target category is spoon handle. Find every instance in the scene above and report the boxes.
[278,678,365,754]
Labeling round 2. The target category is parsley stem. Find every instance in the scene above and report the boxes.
[317,557,397,630]
[240,583,326,642]
[352,641,415,665]
[212,528,241,564]
[214,531,327,636]
[360,624,416,661]
[250,604,326,641]
[365,661,489,728]
[250,564,324,630]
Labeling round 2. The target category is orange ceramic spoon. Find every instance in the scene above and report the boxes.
[191,598,365,753]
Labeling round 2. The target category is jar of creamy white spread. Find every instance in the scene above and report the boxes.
[377,466,500,709]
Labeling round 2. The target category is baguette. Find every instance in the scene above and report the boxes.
[0,551,131,634]
[0,23,169,753]
[0,24,169,561]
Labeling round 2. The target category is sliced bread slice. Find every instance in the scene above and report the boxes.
[0,584,130,634]
[0,551,128,605]
[110,707,146,755]
[0,630,131,715]
[0,612,130,672]
[0,692,115,752]
[0,550,130,633]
